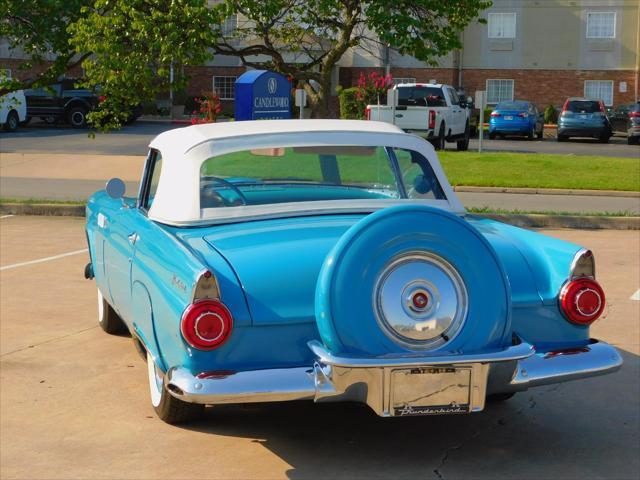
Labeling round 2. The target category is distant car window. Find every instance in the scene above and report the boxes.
[448,88,460,105]
[393,148,446,201]
[630,103,640,113]
[398,86,447,107]
[143,151,163,210]
[566,101,601,113]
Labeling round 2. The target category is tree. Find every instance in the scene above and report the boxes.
[0,0,92,96]
[209,0,491,117]
[69,0,216,131]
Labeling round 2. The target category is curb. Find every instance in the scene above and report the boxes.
[453,186,640,198]
[1,203,638,230]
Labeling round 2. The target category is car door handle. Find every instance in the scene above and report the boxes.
[395,114,403,118]
[128,233,139,245]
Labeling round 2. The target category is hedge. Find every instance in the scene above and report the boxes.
[337,86,365,119]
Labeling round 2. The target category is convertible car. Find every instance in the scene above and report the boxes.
[85,120,622,424]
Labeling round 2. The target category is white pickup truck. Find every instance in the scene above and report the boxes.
[365,83,471,151]
[0,89,27,132]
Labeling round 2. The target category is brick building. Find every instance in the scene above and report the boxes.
[2,0,639,114]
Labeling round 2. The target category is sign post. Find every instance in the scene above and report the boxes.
[387,88,398,125]
[234,70,292,121]
[295,88,307,119]
[475,90,487,153]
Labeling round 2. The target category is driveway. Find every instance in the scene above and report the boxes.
[1,215,638,480]
[1,121,639,158]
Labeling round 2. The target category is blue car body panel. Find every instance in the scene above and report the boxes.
[87,182,591,377]
[489,101,541,137]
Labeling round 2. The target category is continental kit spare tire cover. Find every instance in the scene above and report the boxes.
[315,205,512,356]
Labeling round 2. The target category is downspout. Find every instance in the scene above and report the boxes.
[635,1,639,101]
[457,31,464,87]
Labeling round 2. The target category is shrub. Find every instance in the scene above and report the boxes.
[544,105,558,124]
[338,86,363,119]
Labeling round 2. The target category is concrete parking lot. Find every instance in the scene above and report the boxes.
[1,215,638,480]
[0,121,638,158]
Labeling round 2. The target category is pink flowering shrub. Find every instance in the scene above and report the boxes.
[191,91,223,124]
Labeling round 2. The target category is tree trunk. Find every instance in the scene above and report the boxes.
[304,76,332,118]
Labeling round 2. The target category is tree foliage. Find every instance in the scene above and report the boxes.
[210,0,491,116]
[0,0,91,96]
[68,0,216,131]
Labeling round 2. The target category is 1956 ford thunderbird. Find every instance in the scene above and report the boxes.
[85,119,622,424]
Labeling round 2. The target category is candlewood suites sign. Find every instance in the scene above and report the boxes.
[234,70,292,121]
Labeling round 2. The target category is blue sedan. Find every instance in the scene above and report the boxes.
[489,101,544,140]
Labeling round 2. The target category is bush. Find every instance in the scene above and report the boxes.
[338,86,364,119]
[544,105,558,124]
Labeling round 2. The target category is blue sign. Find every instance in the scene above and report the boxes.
[234,70,291,121]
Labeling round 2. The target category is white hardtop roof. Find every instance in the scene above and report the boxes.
[149,119,405,155]
[146,119,464,225]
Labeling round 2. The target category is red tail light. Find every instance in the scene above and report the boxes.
[180,299,233,350]
[517,112,529,118]
[365,106,371,120]
[598,101,605,113]
[490,111,501,117]
[559,278,605,325]
[561,99,570,115]
[428,110,436,129]
[629,111,640,118]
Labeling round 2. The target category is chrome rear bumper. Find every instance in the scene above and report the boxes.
[165,338,622,416]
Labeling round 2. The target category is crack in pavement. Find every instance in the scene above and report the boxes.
[432,430,480,479]
[0,325,99,358]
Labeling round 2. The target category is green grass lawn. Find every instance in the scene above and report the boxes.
[439,151,640,191]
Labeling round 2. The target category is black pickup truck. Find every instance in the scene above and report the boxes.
[25,79,99,128]
[25,78,141,128]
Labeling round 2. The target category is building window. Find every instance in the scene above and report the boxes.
[221,14,237,36]
[488,13,516,39]
[393,78,416,85]
[0,69,11,80]
[584,80,614,106]
[486,79,514,104]
[213,76,237,100]
[586,12,616,39]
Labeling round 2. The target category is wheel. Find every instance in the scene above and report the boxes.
[432,123,445,150]
[556,133,567,142]
[598,134,610,144]
[527,128,534,140]
[67,106,88,128]
[536,126,544,139]
[315,205,511,356]
[147,351,204,424]
[456,122,470,151]
[3,110,19,131]
[487,392,516,402]
[488,131,496,140]
[628,136,639,145]
[98,288,128,334]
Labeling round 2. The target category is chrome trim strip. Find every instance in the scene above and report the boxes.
[307,339,534,368]
[569,248,595,279]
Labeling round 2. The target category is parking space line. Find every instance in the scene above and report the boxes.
[0,248,88,271]
[631,289,640,301]
[0,214,14,219]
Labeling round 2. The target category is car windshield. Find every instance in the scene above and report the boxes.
[199,146,445,208]
[496,101,527,110]
[566,100,601,113]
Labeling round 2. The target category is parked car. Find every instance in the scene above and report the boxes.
[25,78,99,128]
[365,83,471,151]
[85,120,622,424]
[609,102,640,145]
[0,89,27,132]
[557,98,612,143]
[488,100,544,140]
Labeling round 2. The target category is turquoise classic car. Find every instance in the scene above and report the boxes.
[85,120,622,424]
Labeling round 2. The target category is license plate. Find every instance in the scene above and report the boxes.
[504,115,513,120]
[392,367,472,416]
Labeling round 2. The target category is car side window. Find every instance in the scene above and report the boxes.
[142,151,162,210]
[448,88,460,105]
[393,148,446,200]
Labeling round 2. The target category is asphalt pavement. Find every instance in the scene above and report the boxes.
[1,215,638,479]
[1,120,639,158]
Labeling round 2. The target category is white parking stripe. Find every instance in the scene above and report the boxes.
[0,215,15,219]
[631,289,640,301]
[0,248,88,271]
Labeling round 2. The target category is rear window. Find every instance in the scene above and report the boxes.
[630,103,640,113]
[566,101,601,113]
[496,101,527,110]
[398,86,446,107]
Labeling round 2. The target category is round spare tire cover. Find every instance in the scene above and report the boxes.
[315,205,511,356]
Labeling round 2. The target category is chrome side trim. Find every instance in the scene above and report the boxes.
[569,248,595,279]
[307,339,534,368]
[191,269,220,301]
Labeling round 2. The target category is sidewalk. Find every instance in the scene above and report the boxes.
[1,152,639,214]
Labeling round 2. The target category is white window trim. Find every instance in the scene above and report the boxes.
[488,13,516,39]
[485,79,514,105]
[586,11,616,39]
[584,80,614,106]
[213,76,237,101]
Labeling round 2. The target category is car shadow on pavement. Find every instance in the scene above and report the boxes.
[177,348,639,480]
